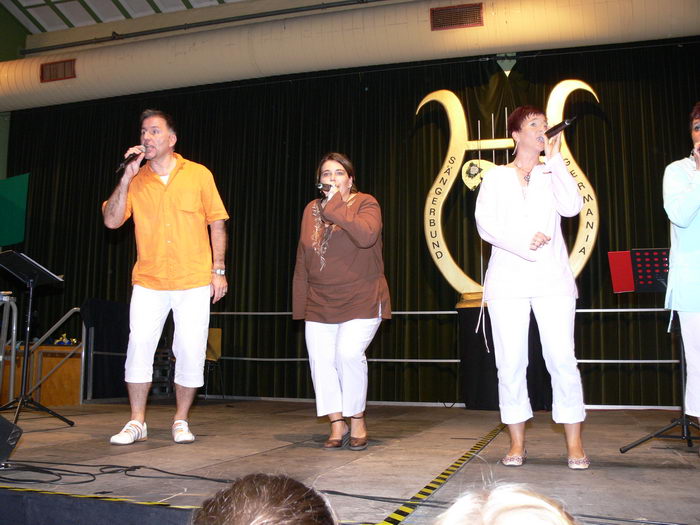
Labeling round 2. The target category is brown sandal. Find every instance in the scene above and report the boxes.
[349,414,368,451]
[323,418,349,450]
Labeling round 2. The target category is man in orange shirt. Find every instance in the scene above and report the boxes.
[103,109,229,445]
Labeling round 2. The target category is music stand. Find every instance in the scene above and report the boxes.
[609,248,700,452]
[0,251,74,426]
[609,248,669,294]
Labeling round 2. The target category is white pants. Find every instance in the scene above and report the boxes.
[305,317,382,417]
[125,284,210,388]
[487,295,586,425]
[679,311,700,417]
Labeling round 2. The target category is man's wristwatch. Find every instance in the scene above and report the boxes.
[212,268,226,276]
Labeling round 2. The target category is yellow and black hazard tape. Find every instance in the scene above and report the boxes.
[0,484,198,510]
[375,423,505,525]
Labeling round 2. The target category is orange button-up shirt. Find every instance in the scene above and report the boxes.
[120,153,229,291]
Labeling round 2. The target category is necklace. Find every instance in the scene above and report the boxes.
[515,162,537,184]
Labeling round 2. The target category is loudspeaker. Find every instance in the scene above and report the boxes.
[0,415,22,462]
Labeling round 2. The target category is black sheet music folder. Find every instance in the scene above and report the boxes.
[0,251,64,288]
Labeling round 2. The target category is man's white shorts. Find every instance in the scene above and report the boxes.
[124,284,210,388]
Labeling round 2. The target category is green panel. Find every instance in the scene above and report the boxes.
[0,4,29,59]
[0,173,29,246]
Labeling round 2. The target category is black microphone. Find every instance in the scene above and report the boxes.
[116,146,145,173]
[315,183,331,191]
[545,116,577,138]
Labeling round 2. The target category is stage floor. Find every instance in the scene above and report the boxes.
[2,399,699,524]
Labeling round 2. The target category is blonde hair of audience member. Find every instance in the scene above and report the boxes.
[434,484,578,525]
[192,473,337,525]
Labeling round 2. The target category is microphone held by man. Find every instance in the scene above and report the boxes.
[116,145,146,173]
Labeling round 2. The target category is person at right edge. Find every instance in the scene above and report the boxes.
[293,152,391,451]
[663,102,700,450]
[474,106,589,470]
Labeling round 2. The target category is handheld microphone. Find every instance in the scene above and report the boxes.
[116,146,145,173]
[545,116,577,138]
[315,183,331,191]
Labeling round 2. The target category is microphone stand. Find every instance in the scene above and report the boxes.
[0,251,74,426]
[620,316,699,453]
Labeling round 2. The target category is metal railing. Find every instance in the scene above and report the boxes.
[210,308,679,409]
[0,295,19,397]
[83,307,679,409]
[0,303,85,404]
[212,307,675,365]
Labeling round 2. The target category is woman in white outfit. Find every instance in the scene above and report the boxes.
[475,105,589,469]
[663,102,700,441]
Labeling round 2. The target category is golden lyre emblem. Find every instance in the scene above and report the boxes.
[418,80,600,307]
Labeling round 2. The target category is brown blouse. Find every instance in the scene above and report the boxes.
[292,192,392,323]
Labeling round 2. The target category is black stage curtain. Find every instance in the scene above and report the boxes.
[4,37,698,405]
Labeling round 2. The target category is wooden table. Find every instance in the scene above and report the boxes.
[1,345,82,407]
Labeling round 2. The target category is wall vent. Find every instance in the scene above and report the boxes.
[40,59,76,83]
[430,3,483,31]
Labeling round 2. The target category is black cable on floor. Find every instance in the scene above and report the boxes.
[0,462,97,485]
[3,459,233,485]
[322,489,452,509]
[124,465,233,483]
[576,515,687,525]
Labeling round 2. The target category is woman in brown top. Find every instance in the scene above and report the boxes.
[293,152,391,451]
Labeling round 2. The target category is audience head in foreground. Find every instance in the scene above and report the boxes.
[192,473,337,525]
[434,484,579,525]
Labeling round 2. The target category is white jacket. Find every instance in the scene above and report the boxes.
[475,153,583,301]
[663,155,700,312]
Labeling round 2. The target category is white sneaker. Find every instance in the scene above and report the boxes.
[172,420,195,444]
[110,420,147,445]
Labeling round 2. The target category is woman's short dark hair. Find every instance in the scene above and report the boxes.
[690,102,700,129]
[507,105,546,138]
[140,109,176,134]
[315,152,358,193]
[192,473,337,525]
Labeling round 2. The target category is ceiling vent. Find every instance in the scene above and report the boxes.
[430,3,483,31]
[40,59,76,83]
